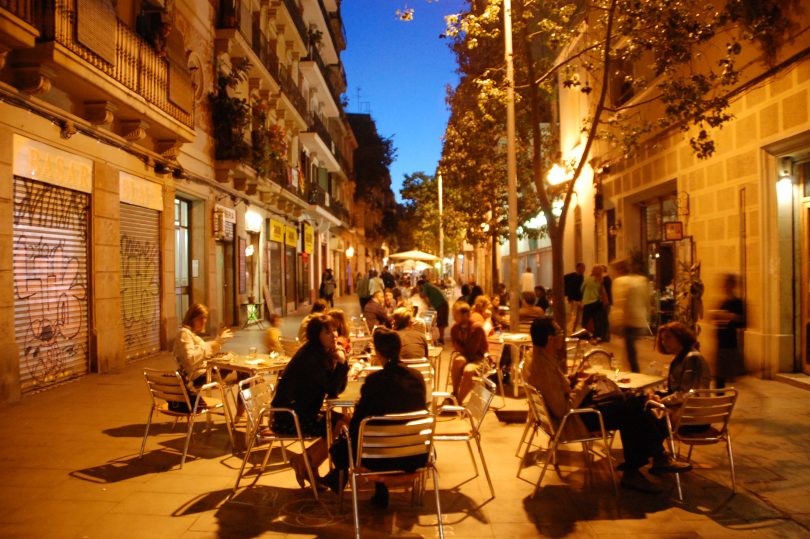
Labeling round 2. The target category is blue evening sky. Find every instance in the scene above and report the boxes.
[341,0,467,200]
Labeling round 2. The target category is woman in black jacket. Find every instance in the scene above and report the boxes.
[271,314,349,488]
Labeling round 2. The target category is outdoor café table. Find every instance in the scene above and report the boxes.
[489,332,532,395]
[590,368,666,393]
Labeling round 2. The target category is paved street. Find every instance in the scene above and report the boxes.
[1,295,809,538]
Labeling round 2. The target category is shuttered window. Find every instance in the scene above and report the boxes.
[13,177,90,393]
[120,203,161,360]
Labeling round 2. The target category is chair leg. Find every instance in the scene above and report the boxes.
[465,440,479,477]
[726,434,736,493]
[298,440,319,500]
[181,413,196,469]
[532,437,559,498]
[350,472,361,539]
[599,429,617,496]
[139,408,154,459]
[516,419,532,458]
[233,426,259,495]
[474,437,495,498]
[431,467,445,539]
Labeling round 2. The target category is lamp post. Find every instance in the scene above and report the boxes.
[504,0,520,331]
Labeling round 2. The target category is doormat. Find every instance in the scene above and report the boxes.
[494,409,528,423]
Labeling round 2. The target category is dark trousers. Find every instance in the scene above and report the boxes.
[582,302,603,337]
[581,394,664,469]
[359,296,370,312]
[623,327,642,373]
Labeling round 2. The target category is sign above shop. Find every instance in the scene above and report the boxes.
[269,219,284,242]
[303,223,314,253]
[213,204,236,242]
[13,135,93,193]
[284,225,298,247]
[119,172,163,211]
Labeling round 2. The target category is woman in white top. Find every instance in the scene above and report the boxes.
[174,303,233,391]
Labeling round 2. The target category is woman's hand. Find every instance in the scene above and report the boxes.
[218,328,233,342]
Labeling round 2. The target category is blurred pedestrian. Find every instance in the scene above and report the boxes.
[581,265,606,339]
[520,266,536,294]
[319,268,336,307]
[564,262,586,333]
[610,259,650,372]
[264,312,284,355]
[356,271,370,311]
[710,274,746,388]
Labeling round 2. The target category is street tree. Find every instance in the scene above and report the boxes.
[441,0,795,332]
[399,172,465,256]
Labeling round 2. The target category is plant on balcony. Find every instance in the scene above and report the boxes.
[251,99,288,180]
[209,57,251,161]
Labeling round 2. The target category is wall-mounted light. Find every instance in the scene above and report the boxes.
[245,244,254,257]
[776,156,794,203]
[345,246,355,259]
[547,163,572,186]
[245,210,263,233]
[608,220,622,236]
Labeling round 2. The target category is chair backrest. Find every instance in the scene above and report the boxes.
[466,378,496,431]
[524,383,556,438]
[404,360,434,396]
[238,375,275,433]
[674,388,738,437]
[355,410,434,466]
[144,369,191,412]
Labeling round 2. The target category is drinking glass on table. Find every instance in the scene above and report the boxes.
[248,346,257,358]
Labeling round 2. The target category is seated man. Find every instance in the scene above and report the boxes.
[363,290,391,330]
[321,328,428,508]
[518,291,546,321]
[523,318,690,494]
[392,306,429,360]
[450,301,488,403]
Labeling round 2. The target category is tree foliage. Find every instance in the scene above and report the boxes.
[438,0,792,329]
[399,172,465,254]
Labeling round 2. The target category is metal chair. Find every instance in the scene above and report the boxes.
[433,378,496,498]
[523,383,617,498]
[341,411,444,539]
[140,369,234,469]
[231,381,321,499]
[651,388,738,500]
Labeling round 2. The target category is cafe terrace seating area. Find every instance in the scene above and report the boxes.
[1,323,808,538]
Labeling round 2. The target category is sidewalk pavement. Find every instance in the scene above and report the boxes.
[1,296,809,538]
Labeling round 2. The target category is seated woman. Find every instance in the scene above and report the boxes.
[450,301,488,403]
[651,321,711,408]
[271,314,349,488]
[523,318,690,494]
[264,313,284,355]
[321,328,428,508]
[471,295,494,336]
[173,303,233,409]
[327,308,352,361]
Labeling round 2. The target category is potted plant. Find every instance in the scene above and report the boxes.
[251,99,288,179]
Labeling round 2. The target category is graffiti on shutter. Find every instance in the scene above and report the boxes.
[13,178,89,392]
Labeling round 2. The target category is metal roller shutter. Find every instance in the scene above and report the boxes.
[120,203,161,360]
[13,177,90,393]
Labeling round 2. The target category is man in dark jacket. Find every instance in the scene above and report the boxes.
[322,328,427,507]
[564,262,586,333]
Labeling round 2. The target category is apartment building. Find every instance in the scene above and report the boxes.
[0,0,363,401]
[549,8,810,378]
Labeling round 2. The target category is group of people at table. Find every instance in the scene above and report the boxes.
[172,280,716,499]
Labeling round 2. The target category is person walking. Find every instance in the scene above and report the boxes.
[610,259,650,372]
[418,279,449,345]
[564,262,586,333]
[580,265,606,339]
[710,274,746,388]
[520,266,536,294]
[319,268,336,307]
[356,271,370,312]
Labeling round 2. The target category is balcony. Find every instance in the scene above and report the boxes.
[300,114,339,173]
[7,0,193,146]
[281,0,309,49]
[300,46,341,112]
[276,67,309,122]
[0,0,38,60]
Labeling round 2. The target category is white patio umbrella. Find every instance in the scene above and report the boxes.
[389,249,439,262]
